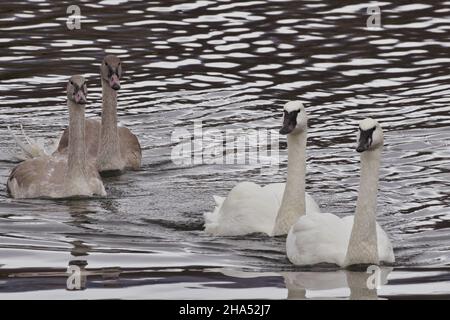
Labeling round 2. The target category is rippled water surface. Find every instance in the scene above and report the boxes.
[0,0,449,299]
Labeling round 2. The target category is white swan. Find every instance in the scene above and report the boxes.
[56,55,141,174]
[286,118,395,267]
[204,101,320,236]
[6,76,106,199]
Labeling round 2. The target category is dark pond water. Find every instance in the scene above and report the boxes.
[0,0,449,299]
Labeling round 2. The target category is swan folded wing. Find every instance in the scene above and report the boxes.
[203,196,227,234]
[7,154,105,199]
[118,126,142,170]
[305,193,321,214]
[204,182,321,236]
[55,128,69,154]
[261,182,285,204]
[287,213,350,267]
[204,182,279,236]
[287,214,394,267]
[213,195,225,206]
[375,223,395,263]
[7,155,66,198]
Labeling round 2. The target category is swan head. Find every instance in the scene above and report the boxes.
[279,101,307,135]
[100,55,122,91]
[356,118,383,153]
[67,75,87,105]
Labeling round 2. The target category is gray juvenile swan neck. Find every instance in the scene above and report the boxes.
[67,99,88,180]
[96,54,125,172]
[97,75,124,172]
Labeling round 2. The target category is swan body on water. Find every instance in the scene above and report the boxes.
[204,101,320,236]
[205,182,320,236]
[6,76,106,199]
[286,118,394,267]
[9,55,141,175]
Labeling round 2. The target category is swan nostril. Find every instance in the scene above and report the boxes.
[356,145,367,153]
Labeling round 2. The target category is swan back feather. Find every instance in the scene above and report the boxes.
[204,182,320,236]
[286,214,394,267]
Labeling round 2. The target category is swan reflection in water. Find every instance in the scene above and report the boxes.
[219,267,392,300]
[65,201,121,291]
[282,267,393,300]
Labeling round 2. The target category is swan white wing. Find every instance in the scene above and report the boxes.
[287,213,350,266]
[305,192,321,214]
[7,125,58,160]
[204,182,321,236]
[287,214,394,267]
[212,195,225,206]
[203,200,222,234]
[375,223,395,263]
[204,181,279,236]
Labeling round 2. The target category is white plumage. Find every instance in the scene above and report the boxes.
[284,101,304,113]
[7,125,57,161]
[204,182,320,236]
[204,101,320,237]
[286,213,394,267]
[286,118,395,267]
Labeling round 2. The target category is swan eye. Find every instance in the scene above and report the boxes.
[105,61,108,66]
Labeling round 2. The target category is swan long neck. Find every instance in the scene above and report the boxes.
[97,79,123,170]
[66,100,88,182]
[344,147,382,266]
[273,130,307,235]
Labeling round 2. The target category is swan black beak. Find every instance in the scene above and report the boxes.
[279,110,298,135]
[356,143,368,153]
[356,127,375,152]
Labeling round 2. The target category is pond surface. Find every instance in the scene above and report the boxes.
[0,0,449,299]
